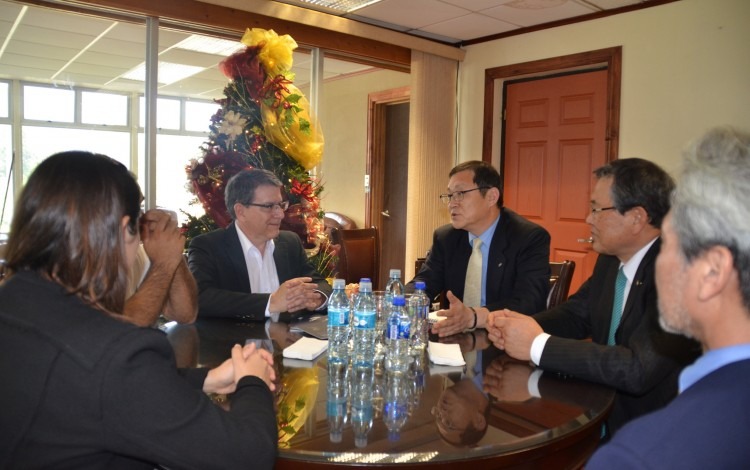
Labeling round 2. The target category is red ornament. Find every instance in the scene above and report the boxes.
[189,150,252,228]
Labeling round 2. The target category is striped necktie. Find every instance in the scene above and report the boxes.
[607,267,627,345]
[463,238,483,307]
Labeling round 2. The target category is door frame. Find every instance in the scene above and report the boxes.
[366,86,410,228]
[482,47,622,165]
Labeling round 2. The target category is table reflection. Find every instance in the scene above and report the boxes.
[164,319,613,469]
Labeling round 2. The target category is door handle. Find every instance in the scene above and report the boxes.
[381,210,390,218]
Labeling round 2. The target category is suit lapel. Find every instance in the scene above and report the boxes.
[225,223,252,293]
[273,234,291,284]
[486,209,509,294]
[619,239,660,327]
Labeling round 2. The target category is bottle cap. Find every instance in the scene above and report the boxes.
[359,280,372,292]
[389,269,401,278]
[415,281,426,290]
[355,436,368,448]
[330,431,342,443]
[393,295,405,306]
[333,278,345,289]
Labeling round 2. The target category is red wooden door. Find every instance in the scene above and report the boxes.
[503,70,608,294]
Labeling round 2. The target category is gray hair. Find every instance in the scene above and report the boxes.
[671,126,750,310]
[224,168,283,219]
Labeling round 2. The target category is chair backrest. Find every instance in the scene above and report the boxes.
[324,211,356,232]
[337,228,380,289]
[548,260,576,309]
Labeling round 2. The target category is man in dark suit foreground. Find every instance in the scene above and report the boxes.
[487,158,699,435]
[408,160,551,336]
[588,127,750,468]
[189,169,331,320]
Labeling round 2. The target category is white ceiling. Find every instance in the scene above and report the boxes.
[0,0,660,101]
[276,0,657,44]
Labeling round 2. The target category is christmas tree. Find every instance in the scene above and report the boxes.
[182,28,337,277]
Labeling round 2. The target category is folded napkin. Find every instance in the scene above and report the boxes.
[428,341,465,366]
[428,311,447,324]
[429,363,466,376]
[283,337,328,361]
[282,357,318,369]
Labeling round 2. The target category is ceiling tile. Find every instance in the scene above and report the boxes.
[482,1,597,27]
[354,0,471,29]
[419,12,519,40]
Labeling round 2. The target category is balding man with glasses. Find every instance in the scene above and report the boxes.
[188,168,331,320]
[407,160,551,337]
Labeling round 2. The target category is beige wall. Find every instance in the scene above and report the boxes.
[317,69,410,228]
[457,0,750,176]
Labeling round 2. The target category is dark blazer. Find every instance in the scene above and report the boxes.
[587,359,750,469]
[0,271,277,470]
[188,225,332,320]
[533,239,700,435]
[409,208,550,315]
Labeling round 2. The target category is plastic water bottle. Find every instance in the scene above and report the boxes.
[352,278,376,368]
[409,281,430,354]
[383,372,410,441]
[385,296,411,373]
[326,361,348,443]
[383,268,405,306]
[351,365,374,448]
[327,278,350,365]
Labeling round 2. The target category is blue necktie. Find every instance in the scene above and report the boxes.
[607,267,627,345]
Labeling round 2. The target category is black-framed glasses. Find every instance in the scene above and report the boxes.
[590,206,617,215]
[439,187,489,204]
[245,201,289,212]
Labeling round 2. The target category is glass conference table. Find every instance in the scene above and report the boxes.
[164,318,614,469]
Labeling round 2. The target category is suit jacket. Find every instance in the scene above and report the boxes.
[587,359,750,469]
[533,239,700,434]
[188,225,332,320]
[409,208,550,314]
[0,271,277,470]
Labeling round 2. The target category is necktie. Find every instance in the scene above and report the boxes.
[463,238,483,307]
[607,267,627,345]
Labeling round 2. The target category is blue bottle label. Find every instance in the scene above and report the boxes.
[353,310,376,329]
[387,320,410,340]
[328,307,349,327]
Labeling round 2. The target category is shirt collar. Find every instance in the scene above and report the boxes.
[236,223,275,257]
[468,213,501,248]
[620,236,658,281]
[679,343,750,393]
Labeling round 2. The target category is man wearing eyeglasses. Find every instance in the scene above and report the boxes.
[188,168,331,320]
[408,160,551,335]
[487,158,700,437]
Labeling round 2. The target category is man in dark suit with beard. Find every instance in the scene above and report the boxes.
[487,158,700,437]
[188,169,331,321]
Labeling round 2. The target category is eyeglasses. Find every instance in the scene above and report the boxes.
[245,201,289,212]
[590,206,617,215]
[439,187,489,204]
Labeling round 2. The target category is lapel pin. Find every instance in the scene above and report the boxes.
[635,280,643,286]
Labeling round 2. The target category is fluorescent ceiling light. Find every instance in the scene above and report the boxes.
[278,0,384,14]
[172,35,243,56]
[121,62,206,85]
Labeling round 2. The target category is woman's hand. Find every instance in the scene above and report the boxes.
[204,343,276,394]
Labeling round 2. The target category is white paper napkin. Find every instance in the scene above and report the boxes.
[429,363,466,376]
[428,341,465,366]
[428,311,447,324]
[282,337,328,361]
